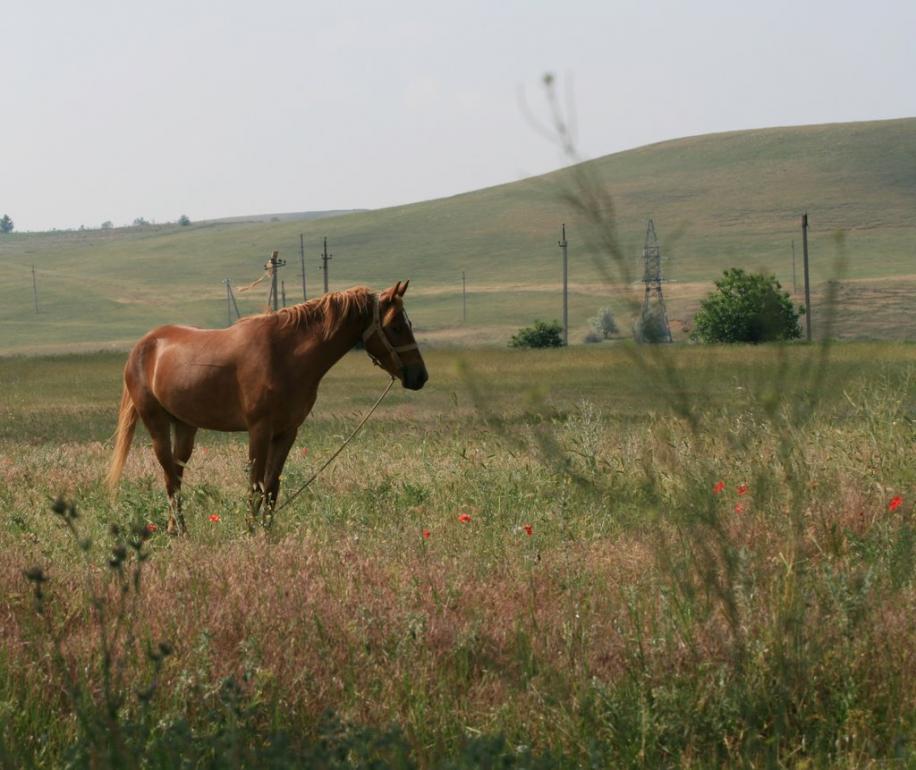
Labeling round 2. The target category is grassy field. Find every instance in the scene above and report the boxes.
[1,117,914,353]
[0,341,913,767]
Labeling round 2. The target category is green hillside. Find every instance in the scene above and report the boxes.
[1,117,914,353]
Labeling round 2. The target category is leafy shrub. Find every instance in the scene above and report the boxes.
[587,307,618,341]
[633,306,670,343]
[509,319,564,348]
[692,268,803,343]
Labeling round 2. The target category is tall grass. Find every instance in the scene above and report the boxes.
[0,342,912,767]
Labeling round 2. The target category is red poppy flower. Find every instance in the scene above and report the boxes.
[422,529,431,539]
[734,503,744,513]
[457,513,472,523]
[300,447,309,457]
[713,481,726,495]
[146,522,158,533]
[888,496,903,512]
[737,484,748,496]
[209,513,221,523]
[523,524,533,536]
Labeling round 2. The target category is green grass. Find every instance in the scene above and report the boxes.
[0,342,914,767]
[2,117,915,353]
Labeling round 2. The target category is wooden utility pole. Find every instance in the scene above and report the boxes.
[31,265,39,313]
[299,233,307,301]
[320,237,332,294]
[802,213,812,341]
[558,224,568,345]
[224,278,241,325]
[462,271,467,323]
[281,280,287,308]
[267,250,286,312]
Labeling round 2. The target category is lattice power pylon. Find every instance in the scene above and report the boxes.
[640,219,673,343]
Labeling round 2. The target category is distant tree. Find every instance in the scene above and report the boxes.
[0,215,13,234]
[101,220,113,230]
[178,214,191,226]
[132,217,149,227]
[692,268,803,344]
[588,307,618,340]
[509,319,564,349]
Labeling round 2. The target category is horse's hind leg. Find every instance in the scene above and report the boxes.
[139,408,183,535]
[171,421,198,534]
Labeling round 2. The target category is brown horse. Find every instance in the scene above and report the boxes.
[107,281,427,533]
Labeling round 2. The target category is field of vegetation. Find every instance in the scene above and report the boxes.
[0,340,913,768]
[1,117,914,353]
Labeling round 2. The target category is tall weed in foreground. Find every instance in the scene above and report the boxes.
[465,76,916,766]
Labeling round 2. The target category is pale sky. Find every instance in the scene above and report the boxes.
[3,0,915,232]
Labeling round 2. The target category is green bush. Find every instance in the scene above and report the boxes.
[509,319,564,348]
[634,307,671,344]
[692,268,803,343]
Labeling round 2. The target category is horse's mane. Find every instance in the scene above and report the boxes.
[239,286,373,340]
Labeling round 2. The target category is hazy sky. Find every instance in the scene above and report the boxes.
[4,0,915,232]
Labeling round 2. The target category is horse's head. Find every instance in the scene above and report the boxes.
[362,280,428,390]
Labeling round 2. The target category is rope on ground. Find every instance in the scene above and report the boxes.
[272,376,396,514]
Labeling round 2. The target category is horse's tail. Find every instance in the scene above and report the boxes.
[107,384,138,498]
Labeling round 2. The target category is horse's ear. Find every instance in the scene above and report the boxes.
[397,280,409,296]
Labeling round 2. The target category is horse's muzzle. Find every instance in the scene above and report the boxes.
[403,364,428,391]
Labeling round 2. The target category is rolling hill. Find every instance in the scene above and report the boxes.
[1,117,914,353]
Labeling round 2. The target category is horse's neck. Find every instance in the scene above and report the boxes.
[290,306,367,380]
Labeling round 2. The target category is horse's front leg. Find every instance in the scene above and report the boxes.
[262,428,299,529]
[246,424,271,532]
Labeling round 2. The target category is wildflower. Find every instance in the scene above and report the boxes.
[300,447,309,457]
[209,513,221,523]
[888,495,903,512]
[146,522,158,533]
[457,513,472,524]
[422,529,431,539]
[734,503,744,513]
[713,481,726,495]
[523,524,533,536]
[737,483,748,496]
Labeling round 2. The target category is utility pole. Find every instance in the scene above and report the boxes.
[299,233,307,301]
[225,279,233,325]
[319,237,332,294]
[267,250,286,312]
[791,240,797,295]
[461,271,467,323]
[802,213,812,342]
[31,265,39,313]
[558,224,568,345]
[281,280,287,308]
[225,279,241,322]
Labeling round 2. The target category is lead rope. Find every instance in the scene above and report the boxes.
[271,375,396,515]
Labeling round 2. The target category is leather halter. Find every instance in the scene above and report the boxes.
[362,293,419,372]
